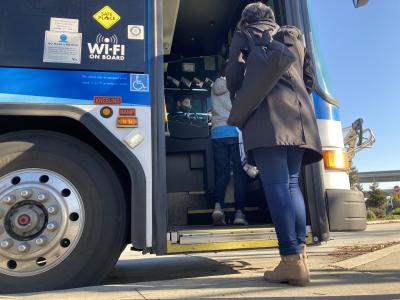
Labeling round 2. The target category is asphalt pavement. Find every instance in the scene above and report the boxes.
[2,223,400,299]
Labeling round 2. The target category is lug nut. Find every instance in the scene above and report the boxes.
[21,189,33,199]
[3,195,16,205]
[37,193,48,202]
[47,206,58,215]
[46,222,57,231]
[0,239,13,249]
[17,243,30,253]
[35,236,47,246]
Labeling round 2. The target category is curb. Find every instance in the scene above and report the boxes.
[367,219,400,225]
[329,243,400,270]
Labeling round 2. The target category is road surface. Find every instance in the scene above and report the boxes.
[4,223,400,299]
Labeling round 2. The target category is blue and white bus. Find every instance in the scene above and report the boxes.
[0,0,368,293]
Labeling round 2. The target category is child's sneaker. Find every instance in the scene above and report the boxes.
[233,210,248,225]
[212,203,226,226]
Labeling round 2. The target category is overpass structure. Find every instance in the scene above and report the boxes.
[358,170,400,183]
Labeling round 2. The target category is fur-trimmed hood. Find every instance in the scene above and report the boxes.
[240,20,280,36]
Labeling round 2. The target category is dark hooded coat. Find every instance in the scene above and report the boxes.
[226,21,323,165]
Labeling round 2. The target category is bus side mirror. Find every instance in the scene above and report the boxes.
[353,0,369,8]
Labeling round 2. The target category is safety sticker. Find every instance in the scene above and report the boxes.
[130,74,149,93]
[128,25,145,40]
[88,34,125,61]
[50,18,79,33]
[94,96,122,105]
[43,31,82,64]
[93,6,121,30]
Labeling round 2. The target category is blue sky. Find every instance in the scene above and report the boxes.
[307,0,400,189]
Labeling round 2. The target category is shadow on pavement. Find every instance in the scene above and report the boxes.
[106,255,239,284]
[12,268,400,299]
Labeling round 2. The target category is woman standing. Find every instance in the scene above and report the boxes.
[226,2,323,286]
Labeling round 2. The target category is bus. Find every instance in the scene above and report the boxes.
[0,0,368,293]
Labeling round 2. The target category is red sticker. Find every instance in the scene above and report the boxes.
[119,108,136,116]
[94,96,122,105]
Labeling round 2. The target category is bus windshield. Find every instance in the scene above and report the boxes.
[306,0,335,100]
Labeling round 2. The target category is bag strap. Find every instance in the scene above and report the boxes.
[241,29,255,51]
[242,29,272,51]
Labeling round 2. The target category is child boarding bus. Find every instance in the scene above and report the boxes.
[0,0,369,293]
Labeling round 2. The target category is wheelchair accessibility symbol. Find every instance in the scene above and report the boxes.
[130,74,149,92]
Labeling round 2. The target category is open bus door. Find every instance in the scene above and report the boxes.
[161,0,318,255]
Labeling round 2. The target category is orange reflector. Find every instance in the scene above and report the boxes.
[323,150,350,171]
[100,106,113,118]
[117,117,138,128]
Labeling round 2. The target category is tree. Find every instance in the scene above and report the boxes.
[366,182,387,209]
[349,165,363,191]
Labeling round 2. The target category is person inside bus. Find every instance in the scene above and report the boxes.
[226,2,322,286]
[179,97,192,113]
[211,62,248,226]
[169,96,192,121]
[174,97,192,114]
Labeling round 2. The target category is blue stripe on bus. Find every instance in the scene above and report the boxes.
[313,93,340,121]
[147,0,152,106]
[0,93,150,107]
[0,68,150,106]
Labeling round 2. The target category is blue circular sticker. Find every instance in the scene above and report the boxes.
[59,34,68,42]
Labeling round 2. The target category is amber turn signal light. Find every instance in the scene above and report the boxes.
[117,117,138,128]
[323,150,350,171]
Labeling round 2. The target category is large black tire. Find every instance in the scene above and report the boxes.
[0,131,127,293]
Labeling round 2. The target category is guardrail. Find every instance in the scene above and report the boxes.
[358,170,400,183]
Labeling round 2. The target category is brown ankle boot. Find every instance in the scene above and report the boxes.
[300,243,307,258]
[264,254,310,286]
[300,244,310,281]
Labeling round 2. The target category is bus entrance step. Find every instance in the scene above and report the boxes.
[187,207,265,226]
[169,225,277,245]
[187,207,260,215]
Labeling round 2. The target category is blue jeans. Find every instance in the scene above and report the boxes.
[213,137,247,211]
[253,147,306,256]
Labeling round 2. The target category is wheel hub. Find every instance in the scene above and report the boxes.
[6,202,47,240]
[0,169,84,276]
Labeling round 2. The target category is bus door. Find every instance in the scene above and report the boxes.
[161,0,316,255]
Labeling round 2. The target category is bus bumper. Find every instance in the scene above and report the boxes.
[326,189,367,231]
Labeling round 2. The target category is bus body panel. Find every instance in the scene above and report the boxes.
[0,0,149,73]
[0,0,155,249]
[0,102,152,249]
[314,95,351,190]
[316,120,345,149]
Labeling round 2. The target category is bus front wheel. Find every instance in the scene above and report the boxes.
[0,131,126,293]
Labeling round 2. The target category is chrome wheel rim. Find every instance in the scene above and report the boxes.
[0,169,85,276]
